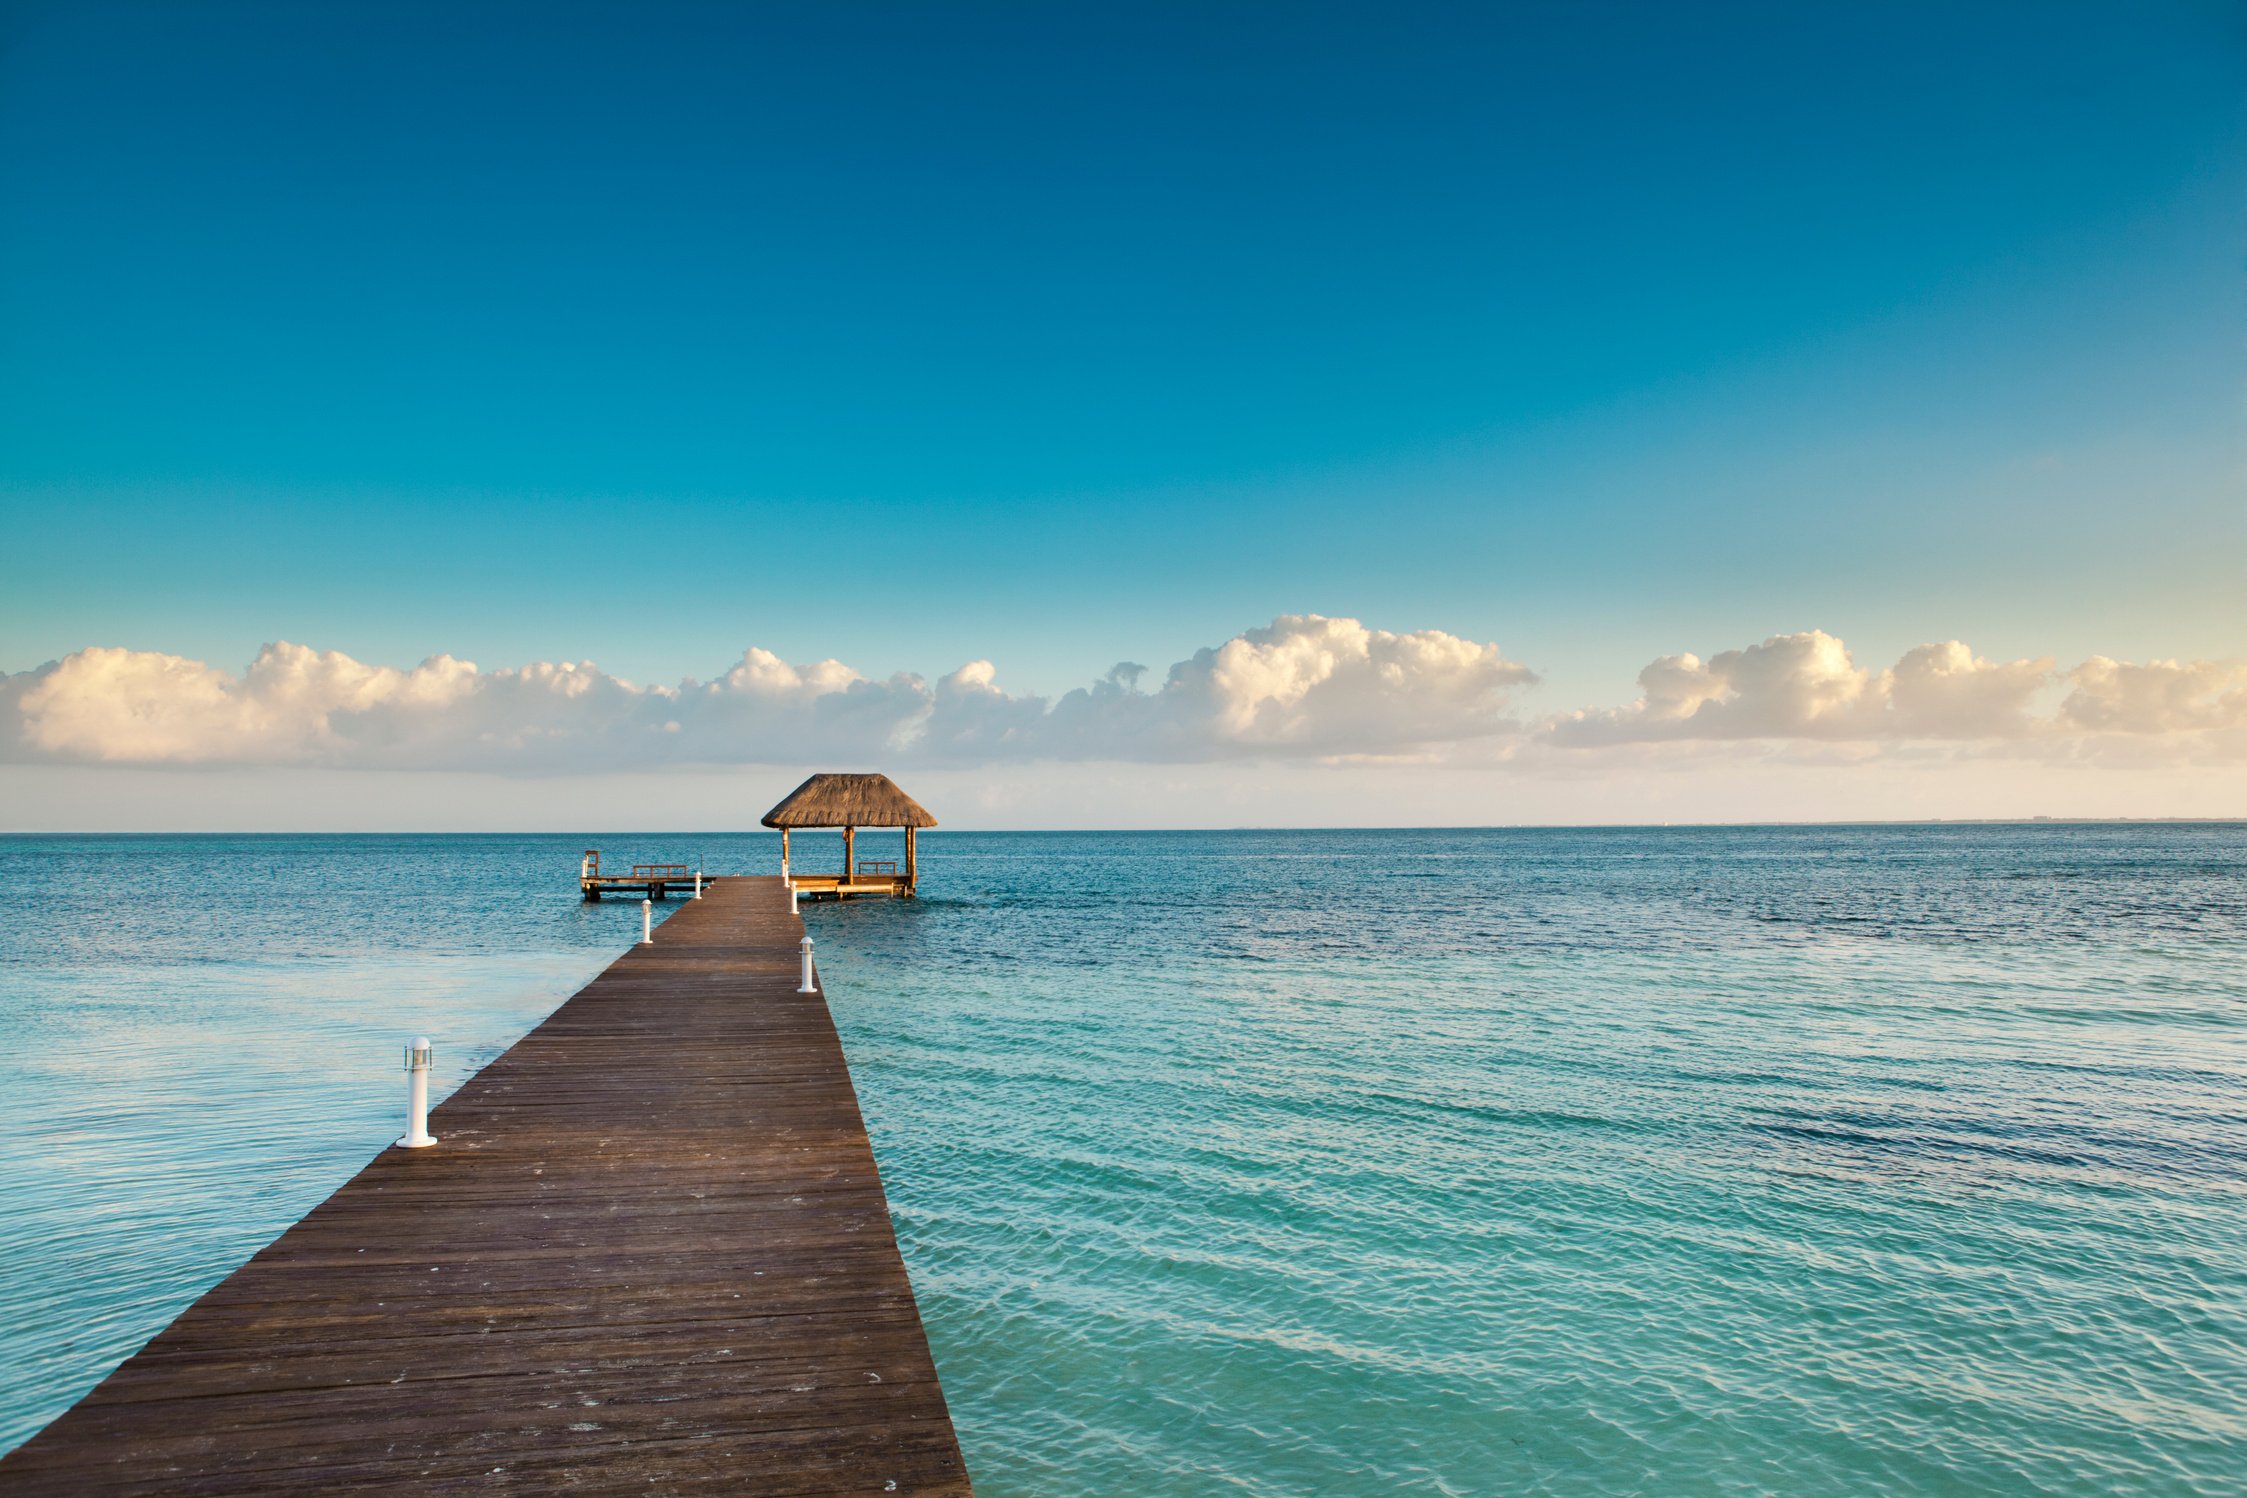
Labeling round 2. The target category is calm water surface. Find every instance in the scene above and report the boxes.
[1,827,2242,1495]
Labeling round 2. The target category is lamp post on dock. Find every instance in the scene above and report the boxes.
[641,898,653,946]
[397,1038,436,1149]
[798,935,817,994]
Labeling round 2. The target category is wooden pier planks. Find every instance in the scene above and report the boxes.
[0,877,970,1497]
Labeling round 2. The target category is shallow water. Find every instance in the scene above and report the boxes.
[2,827,2243,1495]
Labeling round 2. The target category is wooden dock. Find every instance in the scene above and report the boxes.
[578,850,698,901]
[0,876,970,1496]
[787,871,917,902]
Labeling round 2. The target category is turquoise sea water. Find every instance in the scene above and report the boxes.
[1,828,2242,1495]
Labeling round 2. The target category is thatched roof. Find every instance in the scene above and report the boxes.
[762,773,938,829]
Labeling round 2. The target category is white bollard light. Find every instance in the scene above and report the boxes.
[398,1037,437,1148]
[788,880,798,915]
[694,869,703,899]
[641,898,654,946]
[798,935,817,994]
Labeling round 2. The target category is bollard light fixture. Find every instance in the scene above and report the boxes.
[398,1035,437,1148]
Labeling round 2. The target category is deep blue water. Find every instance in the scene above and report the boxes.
[1,827,2243,1495]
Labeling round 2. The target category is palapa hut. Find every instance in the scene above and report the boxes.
[763,773,937,900]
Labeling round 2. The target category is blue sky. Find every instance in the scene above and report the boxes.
[1,2,2242,826]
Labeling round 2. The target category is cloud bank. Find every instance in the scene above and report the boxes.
[1547,630,2247,756]
[0,615,1535,770]
[1548,633,2054,744]
[2,621,2240,773]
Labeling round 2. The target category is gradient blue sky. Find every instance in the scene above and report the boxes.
[1,2,2242,826]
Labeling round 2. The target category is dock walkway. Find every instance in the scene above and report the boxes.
[0,876,970,1496]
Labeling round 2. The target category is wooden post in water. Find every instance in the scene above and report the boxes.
[843,825,856,881]
[905,826,917,893]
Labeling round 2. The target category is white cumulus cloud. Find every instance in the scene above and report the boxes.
[0,615,1535,771]
[1546,632,2052,745]
[1541,630,2239,757]
[2056,656,2247,734]
[6,621,2238,774]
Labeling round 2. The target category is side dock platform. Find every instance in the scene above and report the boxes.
[0,876,970,1496]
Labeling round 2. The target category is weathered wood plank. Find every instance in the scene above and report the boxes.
[0,877,970,1497]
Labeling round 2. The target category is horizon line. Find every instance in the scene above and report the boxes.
[3,816,2242,837]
